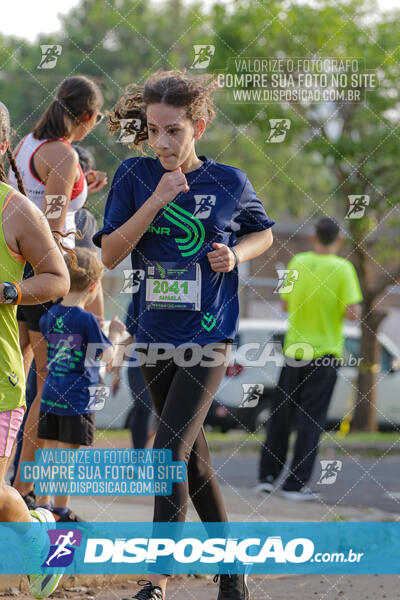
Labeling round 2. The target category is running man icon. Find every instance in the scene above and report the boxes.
[122,269,145,294]
[44,195,67,220]
[317,460,343,485]
[38,45,62,69]
[266,119,291,143]
[193,195,216,219]
[191,45,215,69]
[45,531,78,567]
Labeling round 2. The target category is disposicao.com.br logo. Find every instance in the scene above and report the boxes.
[1,522,397,575]
[83,536,363,568]
[84,535,312,564]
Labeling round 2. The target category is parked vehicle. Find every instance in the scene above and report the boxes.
[205,319,400,433]
[95,318,400,432]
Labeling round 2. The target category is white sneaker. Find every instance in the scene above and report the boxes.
[27,508,63,599]
[254,481,273,494]
[280,488,320,502]
[254,476,275,494]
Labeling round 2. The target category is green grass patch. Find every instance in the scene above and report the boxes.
[321,431,400,444]
[95,428,131,441]
[95,428,400,447]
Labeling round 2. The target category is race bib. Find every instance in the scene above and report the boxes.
[145,261,201,311]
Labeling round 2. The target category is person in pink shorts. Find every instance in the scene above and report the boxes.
[0,408,25,459]
[0,100,69,597]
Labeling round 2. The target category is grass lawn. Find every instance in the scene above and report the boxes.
[95,428,400,445]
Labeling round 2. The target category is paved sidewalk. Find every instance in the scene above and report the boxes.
[1,484,398,595]
[2,574,400,599]
[87,575,400,600]
[2,438,398,595]
[68,482,399,523]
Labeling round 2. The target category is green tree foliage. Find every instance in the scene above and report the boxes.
[212,0,400,430]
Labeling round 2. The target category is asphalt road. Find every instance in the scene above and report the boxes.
[212,452,400,514]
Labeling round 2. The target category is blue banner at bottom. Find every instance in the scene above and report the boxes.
[1,522,398,575]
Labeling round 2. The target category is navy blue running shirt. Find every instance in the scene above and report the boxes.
[125,299,137,337]
[93,156,274,345]
[39,304,112,415]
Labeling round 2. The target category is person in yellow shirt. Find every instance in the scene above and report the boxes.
[257,217,362,500]
[0,101,69,597]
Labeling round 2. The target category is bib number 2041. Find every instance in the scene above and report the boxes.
[152,280,188,295]
[145,261,201,310]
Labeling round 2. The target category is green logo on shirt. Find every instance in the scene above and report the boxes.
[156,263,166,279]
[147,225,171,236]
[201,312,217,332]
[55,317,64,332]
[163,202,205,257]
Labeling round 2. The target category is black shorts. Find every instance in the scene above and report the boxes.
[37,412,95,446]
[17,300,63,332]
[17,263,63,332]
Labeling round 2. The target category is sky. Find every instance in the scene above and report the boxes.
[1,1,81,42]
[0,0,398,42]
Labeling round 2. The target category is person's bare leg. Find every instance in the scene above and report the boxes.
[35,439,54,507]
[52,442,79,509]
[0,457,31,522]
[13,331,48,496]
[6,436,18,471]
[18,321,34,379]
[145,431,155,449]
[8,322,34,473]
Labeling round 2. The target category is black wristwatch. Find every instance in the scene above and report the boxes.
[2,282,19,304]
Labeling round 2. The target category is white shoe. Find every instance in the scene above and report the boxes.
[280,488,320,502]
[27,508,63,599]
[254,481,274,494]
[254,476,275,494]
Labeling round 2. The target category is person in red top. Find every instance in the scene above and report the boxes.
[9,76,105,506]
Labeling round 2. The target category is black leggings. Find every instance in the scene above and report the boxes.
[140,345,229,523]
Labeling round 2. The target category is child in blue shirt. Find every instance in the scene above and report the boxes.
[36,247,125,521]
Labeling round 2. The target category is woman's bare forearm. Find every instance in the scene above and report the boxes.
[234,228,273,264]
[102,195,160,269]
[17,271,70,304]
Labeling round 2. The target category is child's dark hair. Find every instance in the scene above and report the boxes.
[73,144,95,172]
[107,70,218,150]
[0,101,27,195]
[65,247,103,292]
[315,217,340,246]
[33,76,103,141]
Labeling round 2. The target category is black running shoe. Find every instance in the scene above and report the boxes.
[23,491,37,510]
[53,508,84,522]
[214,574,249,599]
[129,580,163,600]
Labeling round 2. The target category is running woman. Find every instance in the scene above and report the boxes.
[93,71,274,600]
[0,101,69,597]
[9,76,104,505]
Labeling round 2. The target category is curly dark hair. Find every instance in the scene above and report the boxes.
[107,70,218,150]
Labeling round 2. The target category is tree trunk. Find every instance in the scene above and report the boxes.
[352,303,386,431]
